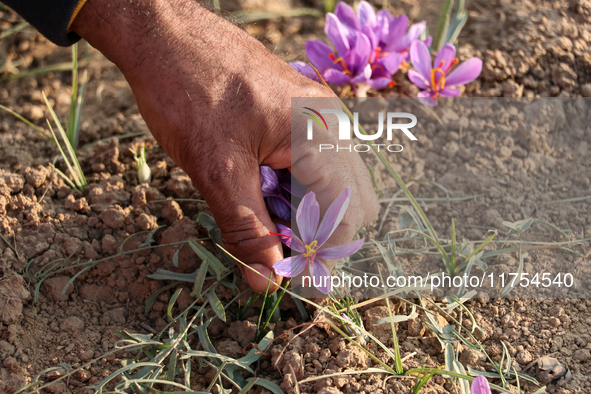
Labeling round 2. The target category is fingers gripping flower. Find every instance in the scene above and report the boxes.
[471,375,510,394]
[271,187,364,294]
[408,41,482,106]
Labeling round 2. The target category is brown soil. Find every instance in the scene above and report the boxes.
[0,0,590,393]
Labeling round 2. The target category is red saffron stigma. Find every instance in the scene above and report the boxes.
[269,231,305,244]
[444,58,459,74]
[388,81,396,88]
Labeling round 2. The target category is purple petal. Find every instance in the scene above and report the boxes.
[378,52,403,74]
[471,376,491,394]
[272,254,307,278]
[358,1,376,28]
[433,43,456,71]
[267,197,291,221]
[422,36,433,47]
[406,21,426,41]
[289,61,320,82]
[351,64,372,84]
[316,238,364,259]
[390,21,426,52]
[384,15,408,48]
[362,25,378,50]
[376,8,394,24]
[445,58,483,86]
[297,191,320,244]
[408,69,430,89]
[418,90,438,106]
[367,76,393,89]
[260,166,279,196]
[323,68,351,85]
[375,9,394,40]
[325,13,350,57]
[275,224,305,253]
[305,40,336,71]
[410,40,432,81]
[439,87,461,97]
[315,187,352,246]
[346,33,372,74]
[334,2,359,30]
[309,259,332,293]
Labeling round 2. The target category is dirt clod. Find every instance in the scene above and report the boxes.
[100,205,127,229]
[216,339,242,358]
[60,316,85,332]
[228,320,256,347]
[0,274,30,324]
[42,276,74,302]
[573,349,590,362]
[102,307,127,325]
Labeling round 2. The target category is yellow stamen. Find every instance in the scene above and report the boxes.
[303,240,318,257]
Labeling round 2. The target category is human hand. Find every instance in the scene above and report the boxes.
[71,0,378,293]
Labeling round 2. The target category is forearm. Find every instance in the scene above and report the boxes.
[69,0,299,172]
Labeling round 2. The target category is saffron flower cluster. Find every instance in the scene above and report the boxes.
[471,375,509,394]
[271,187,364,294]
[290,1,482,104]
[291,1,428,94]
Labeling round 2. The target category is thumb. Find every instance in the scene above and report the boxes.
[194,154,284,293]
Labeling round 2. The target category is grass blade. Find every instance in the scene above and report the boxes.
[191,260,209,299]
[434,0,453,51]
[167,288,183,321]
[205,287,227,322]
[68,43,79,148]
[0,104,50,138]
[43,92,86,189]
[246,377,285,394]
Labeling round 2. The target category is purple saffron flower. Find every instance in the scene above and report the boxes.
[305,13,372,87]
[260,166,294,221]
[408,41,483,106]
[271,187,364,294]
[471,376,510,394]
[341,314,362,337]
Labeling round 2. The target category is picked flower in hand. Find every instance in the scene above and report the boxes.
[260,166,295,221]
[271,187,364,294]
[408,41,482,106]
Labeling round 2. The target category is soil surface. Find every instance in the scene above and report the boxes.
[1,0,590,393]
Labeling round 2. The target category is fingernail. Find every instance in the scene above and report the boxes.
[245,263,277,293]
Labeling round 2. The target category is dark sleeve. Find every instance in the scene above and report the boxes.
[3,0,81,46]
